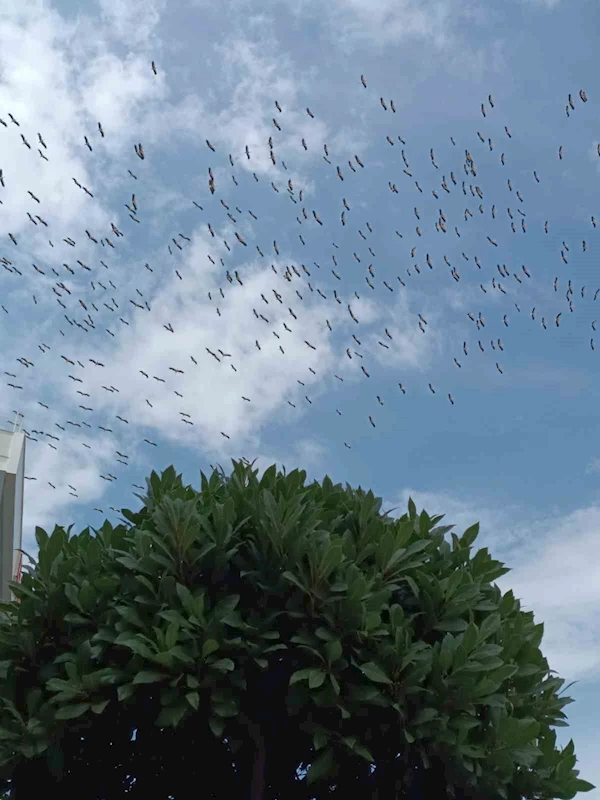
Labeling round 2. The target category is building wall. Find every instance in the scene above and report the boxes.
[12,437,24,586]
[0,430,25,602]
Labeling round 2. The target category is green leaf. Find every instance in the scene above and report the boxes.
[9,582,39,603]
[443,568,464,600]
[175,582,195,610]
[452,644,468,670]
[489,664,519,685]
[91,700,110,714]
[499,590,515,616]
[461,523,479,547]
[46,678,74,693]
[319,544,343,580]
[185,691,199,710]
[473,601,498,611]
[573,779,596,793]
[461,656,503,673]
[325,640,342,664]
[133,671,167,685]
[313,728,329,750]
[498,717,540,747]
[292,631,316,646]
[135,574,158,595]
[263,644,287,656]
[511,745,542,767]
[211,658,235,672]
[308,669,326,689]
[407,498,417,521]
[165,622,179,650]
[156,703,187,728]
[116,555,149,574]
[64,612,89,625]
[438,646,453,673]
[35,526,48,549]
[479,613,501,642]
[55,703,90,720]
[290,668,312,685]
[435,618,469,633]
[44,528,66,566]
[214,594,240,618]
[462,623,479,654]
[386,540,430,573]
[121,507,140,524]
[202,639,219,657]
[117,684,134,701]
[403,575,420,598]
[306,748,334,785]
[259,630,280,640]
[113,635,154,659]
[413,707,438,726]
[213,699,238,718]
[473,643,503,660]
[460,745,485,758]
[480,693,507,709]
[209,716,224,737]
[517,663,543,677]
[360,662,392,685]
[282,571,309,593]
[353,744,374,762]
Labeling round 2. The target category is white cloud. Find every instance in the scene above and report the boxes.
[500,506,600,681]
[0,2,186,533]
[50,232,351,452]
[0,1,343,538]
[329,0,457,47]
[208,36,332,182]
[96,0,167,47]
[523,0,561,8]
[22,432,116,539]
[586,457,600,474]
[257,0,488,50]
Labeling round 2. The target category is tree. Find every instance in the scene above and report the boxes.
[0,460,593,799]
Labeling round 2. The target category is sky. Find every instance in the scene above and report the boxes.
[0,0,599,793]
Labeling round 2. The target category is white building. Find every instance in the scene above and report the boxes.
[0,413,25,602]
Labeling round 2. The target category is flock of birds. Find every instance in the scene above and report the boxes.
[1,63,598,518]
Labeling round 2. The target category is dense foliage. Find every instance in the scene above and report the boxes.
[0,461,593,799]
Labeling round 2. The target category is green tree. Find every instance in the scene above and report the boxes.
[0,461,593,799]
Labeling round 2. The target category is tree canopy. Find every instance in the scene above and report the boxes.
[0,460,593,799]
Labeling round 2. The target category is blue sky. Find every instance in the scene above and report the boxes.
[1,0,600,793]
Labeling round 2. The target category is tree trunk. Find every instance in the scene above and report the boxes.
[239,714,266,800]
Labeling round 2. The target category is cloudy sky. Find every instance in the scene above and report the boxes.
[1,0,599,792]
